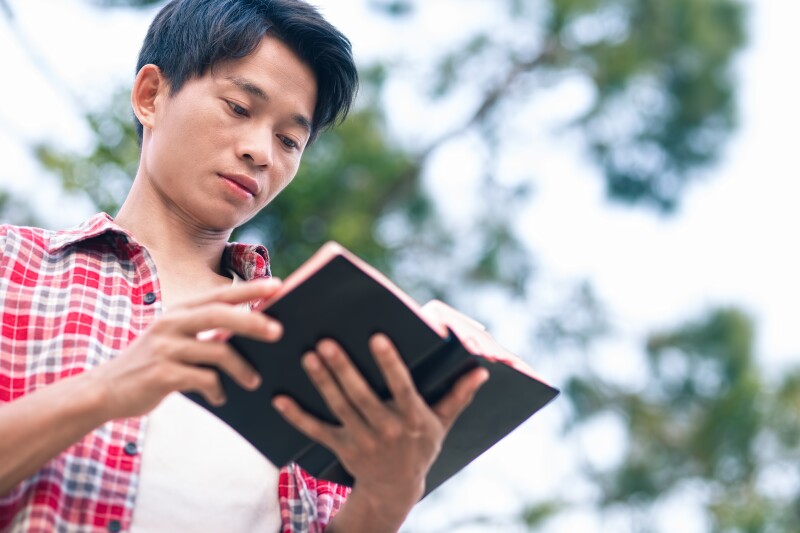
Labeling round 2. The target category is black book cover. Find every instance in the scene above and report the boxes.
[187,243,559,496]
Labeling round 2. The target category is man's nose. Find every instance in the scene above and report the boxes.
[238,130,273,168]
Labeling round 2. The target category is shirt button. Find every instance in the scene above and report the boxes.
[143,292,157,305]
[107,519,122,532]
[123,442,138,456]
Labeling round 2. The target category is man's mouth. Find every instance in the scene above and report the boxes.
[219,173,260,196]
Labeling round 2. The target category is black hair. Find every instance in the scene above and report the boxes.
[134,0,358,144]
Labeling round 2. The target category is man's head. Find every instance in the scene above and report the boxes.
[134,0,358,145]
[128,0,358,232]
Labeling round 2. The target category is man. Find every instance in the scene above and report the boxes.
[0,0,489,531]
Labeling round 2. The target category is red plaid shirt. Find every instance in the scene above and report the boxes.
[0,213,350,532]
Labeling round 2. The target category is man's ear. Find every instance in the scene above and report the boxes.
[131,64,167,134]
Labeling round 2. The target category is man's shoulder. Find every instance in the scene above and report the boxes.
[0,222,56,251]
[0,213,119,257]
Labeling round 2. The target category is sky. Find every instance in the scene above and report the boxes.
[1,0,799,531]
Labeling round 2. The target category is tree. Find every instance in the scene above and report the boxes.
[375,0,746,212]
[565,307,800,532]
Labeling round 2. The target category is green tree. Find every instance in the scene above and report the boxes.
[564,308,800,532]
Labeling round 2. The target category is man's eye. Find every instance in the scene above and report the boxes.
[228,101,249,117]
[280,136,299,150]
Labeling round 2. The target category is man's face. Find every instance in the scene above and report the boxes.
[139,35,318,231]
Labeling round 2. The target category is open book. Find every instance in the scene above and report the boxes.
[187,242,559,496]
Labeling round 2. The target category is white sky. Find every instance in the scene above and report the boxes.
[1,0,798,531]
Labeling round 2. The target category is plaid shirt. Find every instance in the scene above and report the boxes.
[0,213,350,532]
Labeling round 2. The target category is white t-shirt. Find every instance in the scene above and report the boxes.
[130,274,280,532]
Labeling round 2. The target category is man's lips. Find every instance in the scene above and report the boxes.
[219,173,260,196]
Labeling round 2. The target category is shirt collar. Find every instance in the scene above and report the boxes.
[47,212,271,281]
[46,212,132,253]
[223,242,271,280]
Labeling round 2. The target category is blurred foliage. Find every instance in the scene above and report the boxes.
[367,0,413,17]
[565,308,800,531]
[35,87,139,216]
[0,190,39,227]
[89,0,162,7]
[415,0,746,212]
[535,281,612,351]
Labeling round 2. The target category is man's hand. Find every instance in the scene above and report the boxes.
[0,278,285,496]
[273,332,489,532]
[92,278,284,420]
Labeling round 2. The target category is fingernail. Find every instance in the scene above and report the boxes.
[303,353,321,370]
[248,373,262,389]
[317,341,335,359]
[272,397,287,412]
[477,368,490,384]
[371,333,389,350]
[266,320,283,339]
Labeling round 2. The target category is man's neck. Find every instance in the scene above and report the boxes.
[114,178,232,279]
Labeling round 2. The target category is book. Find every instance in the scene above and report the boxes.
[187,242,559,496]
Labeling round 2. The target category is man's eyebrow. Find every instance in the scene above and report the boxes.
[292,113,313,135]
[227,76,268,101]
[225,76,313,135]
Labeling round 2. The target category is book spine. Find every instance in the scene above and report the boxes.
[408,331,478,406]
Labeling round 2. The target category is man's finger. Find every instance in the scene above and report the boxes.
[169,303,282,341]
[272,394,339,450]
[315,340,386,426]
[180,339,262,391]
[302,351,372,432]
[180,278,283,309]
[173,365,228,407]
[368,334,425,414]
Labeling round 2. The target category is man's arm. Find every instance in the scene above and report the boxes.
[0,367,113,496]
[0,279,284,496]
[273,334,489,533]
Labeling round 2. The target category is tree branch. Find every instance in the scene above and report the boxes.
[418,37,562,161]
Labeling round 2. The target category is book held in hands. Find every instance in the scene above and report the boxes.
[187,242,559,496]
